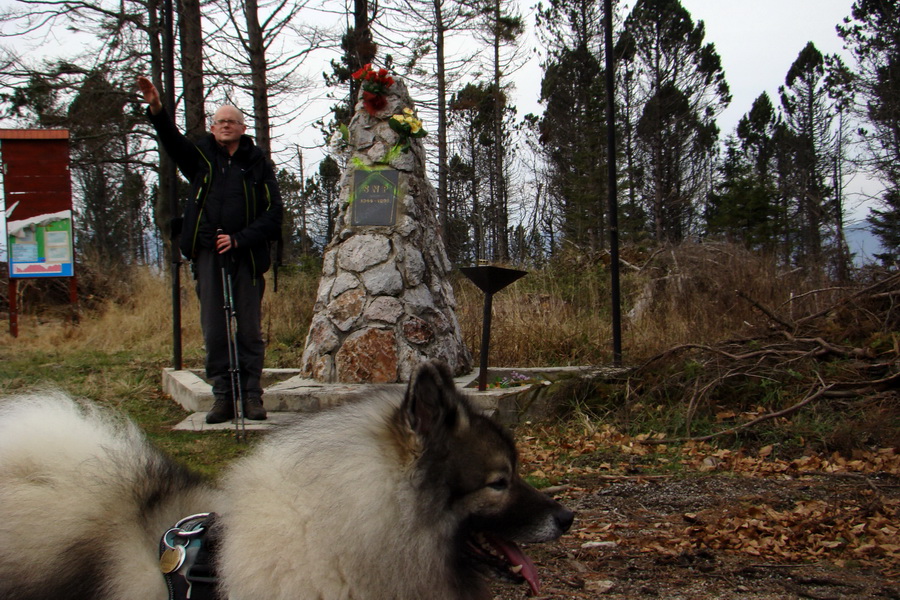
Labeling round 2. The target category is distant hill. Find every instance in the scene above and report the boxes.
[846,222,884,265]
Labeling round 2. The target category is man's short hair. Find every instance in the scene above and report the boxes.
[211,106,245,126]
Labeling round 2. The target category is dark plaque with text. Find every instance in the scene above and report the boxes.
[351,169,400,227]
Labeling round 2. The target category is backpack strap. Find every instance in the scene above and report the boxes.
[272,231,284,292]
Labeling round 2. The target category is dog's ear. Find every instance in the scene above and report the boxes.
[403,360,466,438]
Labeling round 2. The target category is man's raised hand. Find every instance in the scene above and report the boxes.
[137,76,163,115]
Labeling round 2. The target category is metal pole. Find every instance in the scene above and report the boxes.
[604,0,623,366]
[477,292,494,391]
[220,252,246,443]
[163,0,182,370]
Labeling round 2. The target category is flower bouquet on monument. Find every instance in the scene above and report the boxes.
[388,107,428,154]
[352,63,395,115]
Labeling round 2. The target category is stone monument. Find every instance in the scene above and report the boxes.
[300,70,472,383]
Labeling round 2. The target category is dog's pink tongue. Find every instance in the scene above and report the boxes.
[487,536,541,596]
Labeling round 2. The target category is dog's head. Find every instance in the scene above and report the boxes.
[399,361,575,596]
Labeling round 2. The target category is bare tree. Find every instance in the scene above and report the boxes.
[179,0,205,137]
[383,0,478,237]
[0,0,175,261]
[209,0,326,157]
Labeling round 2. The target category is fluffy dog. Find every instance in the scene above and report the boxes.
[0,361,573,600]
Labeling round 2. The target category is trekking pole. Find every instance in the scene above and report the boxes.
[218,229,246,443]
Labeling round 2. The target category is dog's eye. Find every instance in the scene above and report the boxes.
[487,477,509,491]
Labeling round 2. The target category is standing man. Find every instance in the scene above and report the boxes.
[138,76,282,424]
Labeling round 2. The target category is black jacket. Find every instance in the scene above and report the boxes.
[147,107,283,277]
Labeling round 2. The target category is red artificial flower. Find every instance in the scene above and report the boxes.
[351,63,395,112]
[362,90,388,115]
[352,63,375,80]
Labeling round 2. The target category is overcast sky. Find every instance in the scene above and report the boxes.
[678,0,854,134]
[515,0,856,138]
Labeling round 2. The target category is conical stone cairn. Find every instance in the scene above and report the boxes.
[300,78,472,383]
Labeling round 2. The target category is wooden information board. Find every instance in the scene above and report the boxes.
[2,129,74,278]
[1,129,75,336]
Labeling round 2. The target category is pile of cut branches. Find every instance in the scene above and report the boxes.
[628,271,900,447]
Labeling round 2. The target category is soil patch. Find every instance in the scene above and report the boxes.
[490,438,900,599]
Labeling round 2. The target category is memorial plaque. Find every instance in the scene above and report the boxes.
[351,169,399,226]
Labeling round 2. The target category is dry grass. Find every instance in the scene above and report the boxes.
[262,268,320,367]
[620,242,846,355]
[4,242,865,369]
[6,266,203,360]
[457,242,854,367]
[454,267,612,367]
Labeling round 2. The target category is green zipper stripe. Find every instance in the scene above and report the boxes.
[191,147,213,256]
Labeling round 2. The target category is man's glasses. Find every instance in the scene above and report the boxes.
[213,119,243,126]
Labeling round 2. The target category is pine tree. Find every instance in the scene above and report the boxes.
[839,0,900,266]
[471,0,524,261]
[706,93,784,254]
[867,188,900,264]
[534,0,608,252]
[778,42,849,269]
[621,0,730,243]
[706,137,780,253]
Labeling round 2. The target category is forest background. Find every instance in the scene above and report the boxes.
[0,0,898,274]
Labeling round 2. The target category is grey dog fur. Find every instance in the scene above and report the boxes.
[0,361,572,600]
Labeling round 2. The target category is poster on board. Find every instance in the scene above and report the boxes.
[7,209,74,277]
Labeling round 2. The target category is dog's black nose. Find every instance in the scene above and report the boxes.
[555,507,575,533]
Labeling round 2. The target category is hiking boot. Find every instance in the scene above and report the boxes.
[244,396,267,421]
[206,396,235,424]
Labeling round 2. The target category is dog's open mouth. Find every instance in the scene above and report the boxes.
[466,533,541,595]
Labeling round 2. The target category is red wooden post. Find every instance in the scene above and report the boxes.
[8,278,17,338]
[68,274,78,325]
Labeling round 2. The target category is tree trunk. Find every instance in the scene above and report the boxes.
[347,0,376,116]
[491,0,508,261]
[178,0,204,138]
[149,0,176,263]
[433,0,449,239]
[244,0,270,155]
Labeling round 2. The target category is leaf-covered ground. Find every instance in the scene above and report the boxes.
[490,426,900,599]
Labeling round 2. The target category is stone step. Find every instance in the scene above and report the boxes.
[163,366,631,431]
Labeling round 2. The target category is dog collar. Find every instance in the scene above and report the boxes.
[159,513,219,600]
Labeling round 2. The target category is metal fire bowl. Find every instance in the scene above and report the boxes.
[459,265,527,295]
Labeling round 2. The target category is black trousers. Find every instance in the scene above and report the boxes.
[194,248,266,400]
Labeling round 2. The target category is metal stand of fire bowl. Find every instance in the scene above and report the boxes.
[459,265,527,391]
